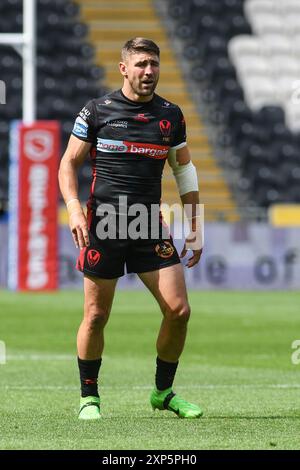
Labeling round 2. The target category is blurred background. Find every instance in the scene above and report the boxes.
[0,0,300,290]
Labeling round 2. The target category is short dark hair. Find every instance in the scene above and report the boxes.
[121,37,160,61]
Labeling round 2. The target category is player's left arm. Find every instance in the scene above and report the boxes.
[167,145,203,268]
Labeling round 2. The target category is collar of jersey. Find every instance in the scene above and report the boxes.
[119,89,155,106]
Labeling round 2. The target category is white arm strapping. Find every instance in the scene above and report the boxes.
[168,149,199,195]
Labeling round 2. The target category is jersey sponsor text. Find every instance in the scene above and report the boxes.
[97,138,169,159]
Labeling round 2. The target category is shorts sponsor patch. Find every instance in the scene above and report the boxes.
[155,241,174,259]
[72,116,89,138]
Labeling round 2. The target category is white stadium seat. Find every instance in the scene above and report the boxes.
[291,34,300,58]
[234,55,271,80]
[242,76,277,110]
[276,77,298,105]
[228,35,263,63]
[244,0,277,21]
[262,34,292,56]
[250,12,283,36]
[278,0,300,15]
[283,14,300,36]
[269,55,300,79]
[284,100,300,132]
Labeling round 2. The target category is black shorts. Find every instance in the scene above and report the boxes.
[76,214,180,279]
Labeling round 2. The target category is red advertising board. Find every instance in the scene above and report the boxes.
[17,122,60,290]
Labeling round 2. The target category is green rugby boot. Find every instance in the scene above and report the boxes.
[78,396,101,420]
[150,387,203,419]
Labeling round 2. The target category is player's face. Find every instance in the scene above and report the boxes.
[120,52,160,101]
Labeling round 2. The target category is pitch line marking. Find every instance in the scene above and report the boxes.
[1,384,300,391]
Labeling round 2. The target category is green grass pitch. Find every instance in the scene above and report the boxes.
[0,289,300,450]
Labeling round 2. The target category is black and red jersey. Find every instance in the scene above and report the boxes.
[72,89,186,210]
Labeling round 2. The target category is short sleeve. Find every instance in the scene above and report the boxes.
[171,107,187,150]
[71,100,97,143]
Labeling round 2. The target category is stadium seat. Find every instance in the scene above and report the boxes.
[227,14,252,38]
[248,12,283,36]
[244,0,276,20]
[215,78,244,104]
[270,55,300,80]
[272,123,294,144]
[275,77,298,105]
[167,0,192,21]
[254,186,283,207]
[287,166,300,185]
[255,105,285,126]
[281,0,300,13]
[283,14,300,36]
[201,35,228,63]
[242,76,277,110]
[262,34,292,56]
[228,35,263,61]
[234,55,271,80]
[285,184,300,202]
[290,33,300,57]
[277,142,300,163]
[223,0,244,15]
[284,101,300,133]
[192,0,224,17]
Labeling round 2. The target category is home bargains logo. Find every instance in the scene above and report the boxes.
[96,138,169,159]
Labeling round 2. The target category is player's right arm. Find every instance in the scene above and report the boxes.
[58,135,92,249]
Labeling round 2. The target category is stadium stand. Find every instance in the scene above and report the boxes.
[2,0,300,219]
[0,0,239,222]
[0,0,108,213]
[165,0,300,212]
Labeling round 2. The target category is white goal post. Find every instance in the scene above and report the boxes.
[0,0,36,124]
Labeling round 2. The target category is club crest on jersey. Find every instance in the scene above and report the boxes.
[159,120,171,138]
[155,241,174,259]
[87,249,101,267]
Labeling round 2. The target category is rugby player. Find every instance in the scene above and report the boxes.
[58,38,203,420]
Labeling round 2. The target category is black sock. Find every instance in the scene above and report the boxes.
[155,356,178,391]
[78,357,102,397]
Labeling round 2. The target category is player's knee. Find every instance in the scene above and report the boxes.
[84,302,110,330]
[164,303,191,324]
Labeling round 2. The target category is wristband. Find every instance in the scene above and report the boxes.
[66,198,83,216]
[66,198,79,208]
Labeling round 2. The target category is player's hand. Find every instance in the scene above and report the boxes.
[180,231,203,268]
[69,210,90,249]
